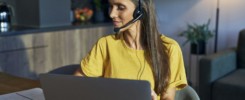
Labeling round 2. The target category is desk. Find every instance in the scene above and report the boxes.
[0,72,40,95]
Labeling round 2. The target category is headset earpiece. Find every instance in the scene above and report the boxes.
[133,0,143,19]
[133,7,142,19]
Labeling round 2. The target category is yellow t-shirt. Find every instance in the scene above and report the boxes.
[81,34,187,97]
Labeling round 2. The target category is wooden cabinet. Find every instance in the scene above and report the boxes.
[0,26,113,79]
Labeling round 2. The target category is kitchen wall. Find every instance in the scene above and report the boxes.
[1,0,71,27]
[155,0,245,65]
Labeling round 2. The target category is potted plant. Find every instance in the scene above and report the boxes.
[179,19,214,55]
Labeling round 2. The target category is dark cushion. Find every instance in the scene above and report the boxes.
[238,29,245,68]
[48,64,80,74]
[212,69,245,100]
[199,49,237,100]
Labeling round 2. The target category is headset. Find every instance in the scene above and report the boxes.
[114,0,144,33]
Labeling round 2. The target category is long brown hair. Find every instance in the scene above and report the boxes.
[132,0,170,95]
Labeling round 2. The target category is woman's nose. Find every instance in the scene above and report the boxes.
[109,8,118,19]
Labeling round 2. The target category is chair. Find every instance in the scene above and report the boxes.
[199,29,245,100]
[175,85,200,100]
[48,64,80,74]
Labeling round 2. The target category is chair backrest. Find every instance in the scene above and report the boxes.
[48,64,80,74]
[175,85,200,100]
[238,29,245,69]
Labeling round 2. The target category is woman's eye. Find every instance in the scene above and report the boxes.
[118,5,125,10]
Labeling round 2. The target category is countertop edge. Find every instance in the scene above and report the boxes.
[0,23,113,37]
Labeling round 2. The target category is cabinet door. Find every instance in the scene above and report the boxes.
[46,27,112,69]
[0,34,47,79]
[0,26,113,79]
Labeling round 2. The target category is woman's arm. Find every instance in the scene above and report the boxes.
[73,68,84,76]
[161,87,176,100]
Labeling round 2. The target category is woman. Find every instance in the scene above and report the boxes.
[74,0,187,100]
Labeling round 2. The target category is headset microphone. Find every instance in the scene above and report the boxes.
[114,0,143,33]
[114,13,143,33]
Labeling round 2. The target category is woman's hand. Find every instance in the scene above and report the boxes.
[161,87,176,100]
[151,90,157,100]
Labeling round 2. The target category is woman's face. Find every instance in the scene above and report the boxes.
[108,0,136,28]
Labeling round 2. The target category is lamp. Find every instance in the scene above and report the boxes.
[214,0,220,53]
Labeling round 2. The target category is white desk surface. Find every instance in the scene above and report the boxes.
[0,88,45,100]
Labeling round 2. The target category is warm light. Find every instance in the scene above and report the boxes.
[222,0,244,8]
[217,0,220,8]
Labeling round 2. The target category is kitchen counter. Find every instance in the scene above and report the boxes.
[0,23,113,79]
[0,23,112,37]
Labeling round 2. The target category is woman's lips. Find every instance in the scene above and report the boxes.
[113,21,121,27]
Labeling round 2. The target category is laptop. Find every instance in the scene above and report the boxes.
[39,74,151,100]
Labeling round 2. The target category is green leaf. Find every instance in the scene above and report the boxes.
[178,19,214,46]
